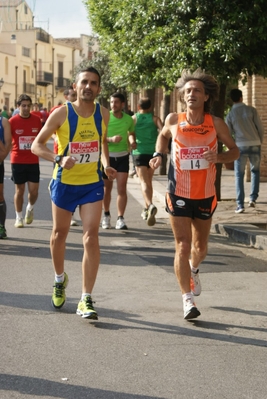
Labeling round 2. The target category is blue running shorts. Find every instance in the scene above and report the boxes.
[49,179,104,212]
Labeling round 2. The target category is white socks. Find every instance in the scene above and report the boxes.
[183,292,193,302]
[55,272,65,283]
[81,293,91,300]
[15,211,23,219]
[189,260,199,274]
[26,203,34,211]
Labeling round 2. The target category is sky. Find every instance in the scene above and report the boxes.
[28,0,92,38]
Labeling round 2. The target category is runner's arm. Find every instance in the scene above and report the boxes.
[203,117,239,164]
[0,118,12,162]
[101,107,117,179]
[149,113,174,169]
[31,107,67,163]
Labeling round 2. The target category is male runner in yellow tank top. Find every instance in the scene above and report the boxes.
[150,69,239,320]
[32,67,116,320]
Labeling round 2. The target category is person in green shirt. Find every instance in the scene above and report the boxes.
[132,98,163,226]
[1,105,11,120]
[102,92,136,230]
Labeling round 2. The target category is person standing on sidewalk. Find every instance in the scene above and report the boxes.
[9,94,42,228]
[31,103,43,124]
[101,92,136,230]
[132,97,163,226]
[32,67,116,320]
[225,89,264,214]
[149,69,239,320]
[0,115,12,238]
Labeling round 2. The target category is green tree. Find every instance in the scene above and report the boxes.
[85,0,267,90]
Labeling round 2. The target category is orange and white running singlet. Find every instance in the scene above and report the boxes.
[167,113,217,199]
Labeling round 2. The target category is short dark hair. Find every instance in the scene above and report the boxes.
[64,85,74,96]
[110,92,125,103]
[75,66,101,85]
[17,94,32,106]
[176,69,219,113]
[230,89,242,102]
[138,98,151,110]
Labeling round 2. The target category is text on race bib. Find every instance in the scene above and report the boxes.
[179,146,210,170]
[69,141,99,164]
[19,136,35,150]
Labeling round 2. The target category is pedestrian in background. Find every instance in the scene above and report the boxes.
[9,94,42,228]
[101,92,136,230]
[31,103,43,124]
[225,88,264,213]
[132,97,163,226]
[0,115,12,238]
[150,69,239,320]
[1,105,11,119]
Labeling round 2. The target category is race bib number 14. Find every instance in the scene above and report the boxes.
[180,146,209,170]
[69,141,99,164]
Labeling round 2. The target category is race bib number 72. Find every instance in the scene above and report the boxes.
[180,146,209,170]
[69,141,99,164]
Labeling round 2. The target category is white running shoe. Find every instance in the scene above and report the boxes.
[70,219,78,226]
[25,209,34,225]
[102,215,111,229]
[183,297,201,320]
[115,217,128,230]
[141,208,148,220]
[190,269,202,296]
[147,204,157,226]
[15,218,24,228]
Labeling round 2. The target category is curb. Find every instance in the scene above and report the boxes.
[211,223,267,250]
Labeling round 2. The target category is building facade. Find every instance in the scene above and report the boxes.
[0,0,92,111]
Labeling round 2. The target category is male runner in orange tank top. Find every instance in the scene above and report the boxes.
[150,69,239,320]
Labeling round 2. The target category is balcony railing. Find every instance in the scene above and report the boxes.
[55,77,71,89]
[36,28,50,44]
[37,71,53,86]
[23,82,35,94]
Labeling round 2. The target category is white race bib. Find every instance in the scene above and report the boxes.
[19,136,35,150]
[180,146,209,170]
[69,141,99,164]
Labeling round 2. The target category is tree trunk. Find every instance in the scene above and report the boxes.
[213,83,227,201]
[144,88,155,111]
[159,89,171,175]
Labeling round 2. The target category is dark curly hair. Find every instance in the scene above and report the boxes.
[176,68,219,113]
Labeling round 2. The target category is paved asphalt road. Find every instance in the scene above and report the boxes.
[0,154,267,399]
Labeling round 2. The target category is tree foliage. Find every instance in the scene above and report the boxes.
[84,0,267,92]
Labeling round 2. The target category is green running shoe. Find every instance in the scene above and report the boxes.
[51,272,69,309]
[76,295,98,320]
[0,224,7,239]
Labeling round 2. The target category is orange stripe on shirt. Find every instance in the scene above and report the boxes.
[168,113,217,199]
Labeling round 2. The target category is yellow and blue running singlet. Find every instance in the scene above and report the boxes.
[52,101,105,185]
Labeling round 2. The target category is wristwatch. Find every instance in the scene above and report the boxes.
[54,155,63,164]
[152,152,164,158]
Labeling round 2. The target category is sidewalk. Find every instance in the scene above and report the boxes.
[128,167,267,251]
